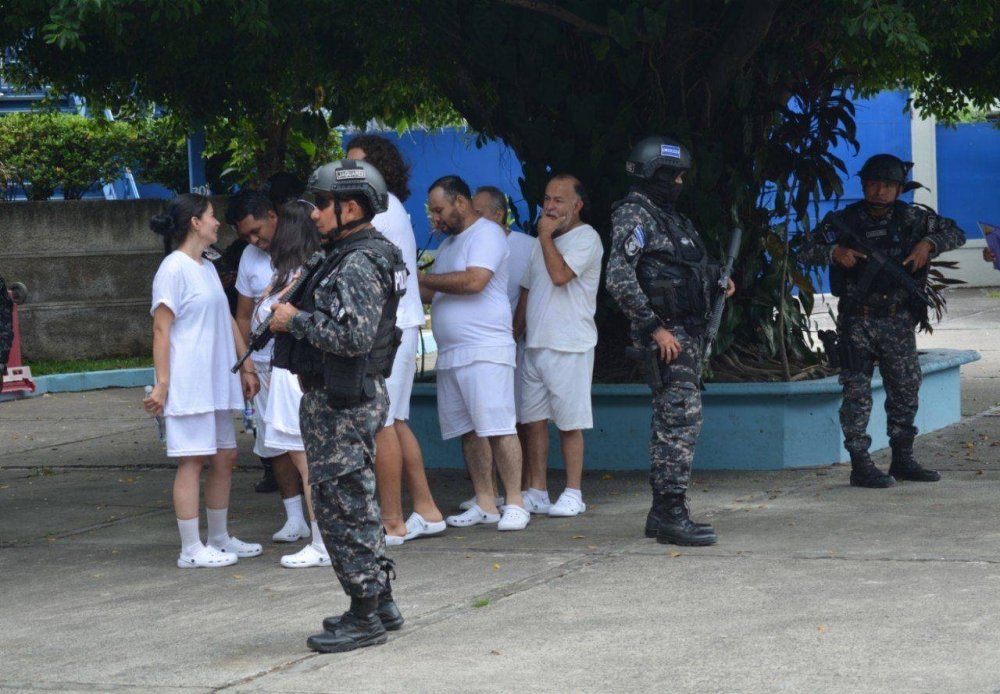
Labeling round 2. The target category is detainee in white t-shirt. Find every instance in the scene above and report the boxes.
[469,186,536,511]
[347,137,446,546]
[513,175,604,518]
[420,175,529,532]
[231,190,309,544]
[144,194,263,569]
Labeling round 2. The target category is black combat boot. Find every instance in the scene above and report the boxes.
[849,452,895,488]
[889,443,941,482]
[324,563,404,632]
[645,491,712,538]
[254,457,278,493]
[655,494,718,547]
[308,596,387,654]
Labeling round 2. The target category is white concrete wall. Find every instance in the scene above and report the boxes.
[909,107,938,209]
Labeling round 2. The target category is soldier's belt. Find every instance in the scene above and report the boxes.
[298,373,326,392]
[841,301,906,319]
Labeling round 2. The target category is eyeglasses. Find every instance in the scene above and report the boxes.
[314,194,335,211]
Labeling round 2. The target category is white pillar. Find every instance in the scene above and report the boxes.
[909,105,938,209]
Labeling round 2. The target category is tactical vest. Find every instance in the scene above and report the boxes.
[829,201,928,301]
[274,228,407,408]
[612,193,712,333]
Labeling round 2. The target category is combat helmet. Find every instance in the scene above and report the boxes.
[856,154,913,186]
[625,136,692,179]
[308,159,389,216]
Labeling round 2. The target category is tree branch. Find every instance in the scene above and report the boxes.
[494,0,610,36]
[699,0,783,123]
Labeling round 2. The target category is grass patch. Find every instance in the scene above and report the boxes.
[471,598,492,608]
[24,356,154,376]
[981,289,1000,300]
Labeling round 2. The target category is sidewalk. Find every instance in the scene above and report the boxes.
[1,288,999,693]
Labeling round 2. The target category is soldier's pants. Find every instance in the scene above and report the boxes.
[839,314,921,455]
[311,466,387,599]
[649,328,703,495]
[301,384,390,600]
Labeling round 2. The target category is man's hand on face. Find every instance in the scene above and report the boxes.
[537,213,567,238]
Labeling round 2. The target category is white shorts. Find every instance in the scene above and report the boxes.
[514,339,525,422]
[263,367,305,452]
[385,326,419,427]
[251,365,287,458]
[166,409,237,458]
[437,361,517,440]
[520,347,595,431]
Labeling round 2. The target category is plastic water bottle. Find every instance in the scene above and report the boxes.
[144,385,166,442]
[243,401,256,435]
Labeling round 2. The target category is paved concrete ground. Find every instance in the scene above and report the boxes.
[2,288,999,694]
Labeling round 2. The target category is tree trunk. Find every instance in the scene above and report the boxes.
[254,117,293,185]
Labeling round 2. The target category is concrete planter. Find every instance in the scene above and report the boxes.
[408,349,980,471]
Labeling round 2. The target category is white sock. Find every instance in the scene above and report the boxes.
[529,487,550,502]
[177,517,203,557]
[206,507,229,547]
[562,488,583,502]
[283,495,306,527]
[310,521,328,555]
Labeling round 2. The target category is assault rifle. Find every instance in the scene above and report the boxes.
[701,226,743,370]
[231,250,327,374]
[826,213,935,309]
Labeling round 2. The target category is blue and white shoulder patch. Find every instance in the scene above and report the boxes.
[624,224,646,258]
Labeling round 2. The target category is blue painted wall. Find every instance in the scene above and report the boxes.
[936,123,1000,241]
[368,128,528,251]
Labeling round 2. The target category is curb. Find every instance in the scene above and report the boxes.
[31,367,155,395]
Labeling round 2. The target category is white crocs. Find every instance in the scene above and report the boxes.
[272,519,311,543]
[280,544,331,568]
[446,505,501,528]
[497,505,530,531]
[403,512,447,541]
[459,495,504,511]
[177,544,238,569]
[548,492,586,517]
[385,533,405,546]
[212,536,263,557]
[522,493,553,515]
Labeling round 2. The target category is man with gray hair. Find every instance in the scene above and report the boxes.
[514,174,603,516]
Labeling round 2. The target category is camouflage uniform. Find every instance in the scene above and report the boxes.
[606,191,711,496]
[801,201,966,455]
[0,275,13,375]
[288,245,396,599]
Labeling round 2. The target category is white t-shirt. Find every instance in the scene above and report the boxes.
[235,244,276,362]
[251,284,283,368]
[505,230,536,314]
[373,193,424,330]
[430,217,515,369]
[520,224,604,352]
[151,251,243,416]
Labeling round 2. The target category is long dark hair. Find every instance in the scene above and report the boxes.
[269,200,321,289]
[150,193,210,255]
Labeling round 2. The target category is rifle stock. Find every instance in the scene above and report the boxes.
[231,250,327,374]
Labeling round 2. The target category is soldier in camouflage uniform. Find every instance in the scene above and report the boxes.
[270,159,408,653]
[0,274,13,388]
[606,136,735,547]
[800,154,966,488]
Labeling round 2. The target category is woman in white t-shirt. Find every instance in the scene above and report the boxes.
[253,200,332,568]
[144,194,263,569]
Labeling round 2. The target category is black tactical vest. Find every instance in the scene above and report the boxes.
[612,193,712,332]
[274,228,407,407]
[829,201,926,300]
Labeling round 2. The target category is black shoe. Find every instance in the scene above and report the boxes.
[655,494,717,547]
[323,594,403,632]
[849,453,895,488]
[308,611,387,654]
[889,445,941,482]
[254,458,278,494]
[645,491,713,538]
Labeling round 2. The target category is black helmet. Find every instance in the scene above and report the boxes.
[307,159,389,215]
[857,154,912,186]
[625,136,692,179]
